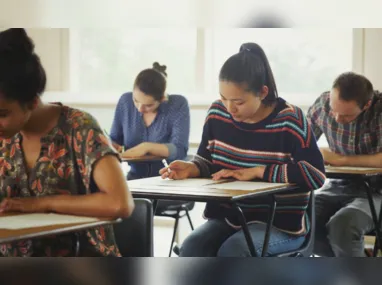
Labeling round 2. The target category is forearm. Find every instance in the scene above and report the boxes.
[263,161,326,190]
[188,162,201,178]
[145,142,170,157]
[41,192,134,218]
[340,153,382,168]
[192,155,212,178]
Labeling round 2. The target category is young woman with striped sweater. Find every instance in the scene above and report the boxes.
[159,42,326,257]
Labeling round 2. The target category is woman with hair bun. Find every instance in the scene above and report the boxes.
[0,29,135,257]
[110,62,190,180]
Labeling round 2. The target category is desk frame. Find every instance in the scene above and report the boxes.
[131,184,299,257]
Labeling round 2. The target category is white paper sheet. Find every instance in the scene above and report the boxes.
[0,213,100,230]
[128,176,289,192]
[207,181,289,191]
[128,176,231,188]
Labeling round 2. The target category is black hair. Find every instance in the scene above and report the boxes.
[0,28,47,105]
[219,42,278,106]
[133,62,167,101]
[332,72,374,108]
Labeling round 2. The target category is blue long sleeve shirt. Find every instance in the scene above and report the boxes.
[110,92,190,178]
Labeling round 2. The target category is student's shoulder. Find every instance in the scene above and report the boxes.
[167,94,189,108]
[62,106,102,131]
[274,100,313,144]
[208,99,226,111]
[204,100,231,123]
[118,92,133,104]
[276,100,307,122]
[372,91,382,114]
[312,91,330,109]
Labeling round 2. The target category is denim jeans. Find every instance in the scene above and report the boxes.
[314,179,381,257]
[179,219,305,257]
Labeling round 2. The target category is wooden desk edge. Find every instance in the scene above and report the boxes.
[130,183,297,202]
[326,169,382,175]
[0,217,121,244]
[121,155,165,162]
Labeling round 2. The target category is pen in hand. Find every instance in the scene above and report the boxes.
[104,129,125,153]
[162,159,171,173]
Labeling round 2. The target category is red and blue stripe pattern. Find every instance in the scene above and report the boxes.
[195,98,326,234]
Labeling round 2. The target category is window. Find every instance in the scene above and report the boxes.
[66,28,354,145]
[69,28,197,102]
[207,28,353,106]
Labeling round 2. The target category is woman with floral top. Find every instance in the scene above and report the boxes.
[0,29,134,256]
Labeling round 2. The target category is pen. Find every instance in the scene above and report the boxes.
[162,159,171,173]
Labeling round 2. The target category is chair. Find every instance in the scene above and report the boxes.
[274,190,315,257]
[113,198,154,257]
[155,200,195,256]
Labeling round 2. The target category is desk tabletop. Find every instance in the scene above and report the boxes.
[129,178,296,202]
[325,166,382,176]
[121,155,165,163]
[0,213,120,244]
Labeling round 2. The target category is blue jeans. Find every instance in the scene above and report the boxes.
[179,219,305,257]
[314,179,381,257]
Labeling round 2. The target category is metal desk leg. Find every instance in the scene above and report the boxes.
[373,198,382,257]
[152,199,158,215]
[234,204,257,257]
[234,197,277,257]
[363,180,382,257]
[262,198,277,257]
[74,232,80,256]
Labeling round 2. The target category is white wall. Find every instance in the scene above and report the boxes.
[0,28,68,91]
[363,29,382,90]
[26,29,68,91]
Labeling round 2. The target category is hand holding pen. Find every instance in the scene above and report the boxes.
[104,129,125,153]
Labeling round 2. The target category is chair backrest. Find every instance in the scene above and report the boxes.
[113,198,154,257]
[275,190,315,257]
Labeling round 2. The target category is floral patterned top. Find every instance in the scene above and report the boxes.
[0,104,122,257]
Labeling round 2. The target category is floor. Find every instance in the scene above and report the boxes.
[153,203,205,257]
[153,218,380,257]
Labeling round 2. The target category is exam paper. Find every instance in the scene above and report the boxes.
[207,181,289,191]
[128,176,231,188]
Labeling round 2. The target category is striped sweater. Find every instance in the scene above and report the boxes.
[192,98,326,235]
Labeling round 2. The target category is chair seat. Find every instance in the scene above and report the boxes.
[155,200,195,216]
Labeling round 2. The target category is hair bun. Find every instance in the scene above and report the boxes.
[152,62,167,76]
[0,28,35,58]
[239,42,262,55]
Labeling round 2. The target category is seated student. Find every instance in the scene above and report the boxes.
[0,29,134,257]
[109,62,190,180]
[307,72,382,257]
[159,42,326,257]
